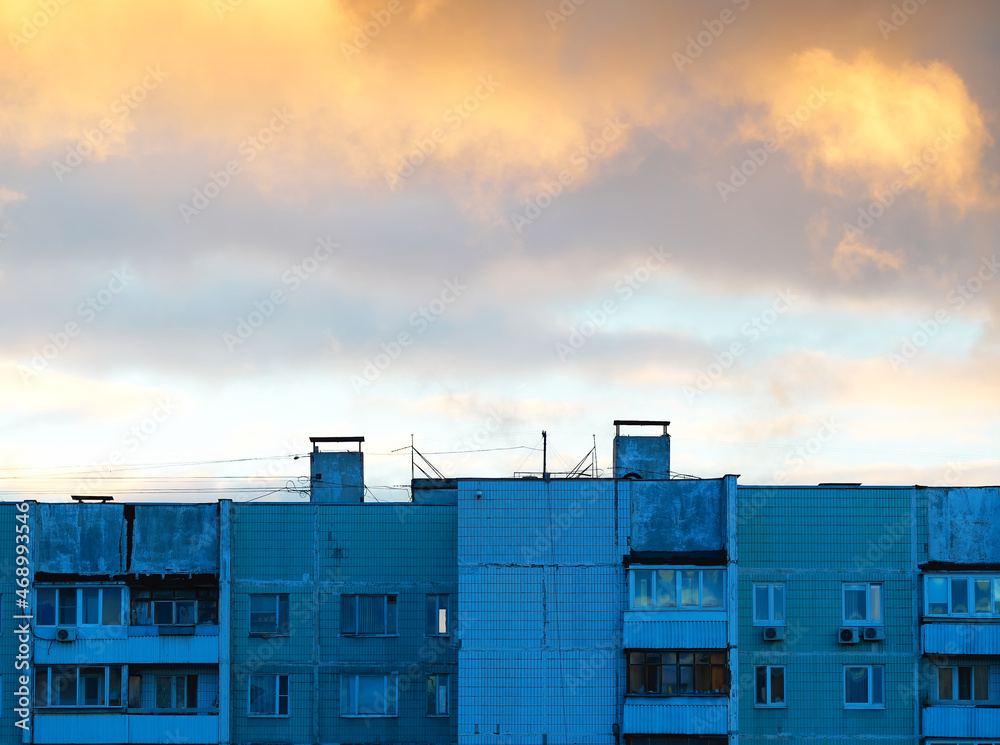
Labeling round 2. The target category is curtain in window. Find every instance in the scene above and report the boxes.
[358,596,384,635]
[357,675,384,714]
[844,585,866,621]
[249,675,275,715]
[702,570,723,607]
[845,667,868,703]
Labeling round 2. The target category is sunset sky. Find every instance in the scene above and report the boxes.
[2,0,999,500]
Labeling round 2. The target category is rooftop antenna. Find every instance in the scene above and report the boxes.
[542,430,547,478]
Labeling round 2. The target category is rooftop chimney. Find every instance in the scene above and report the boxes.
[309,437,364,503]
[612,420,670,480]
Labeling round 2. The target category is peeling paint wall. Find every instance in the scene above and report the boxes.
[926,486,1000,563]
[630,479,725,553]
[310,451,364,503]
[36,503,125,574]
[131,504,219,573]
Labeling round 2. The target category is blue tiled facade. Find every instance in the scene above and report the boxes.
[6,423,999,743]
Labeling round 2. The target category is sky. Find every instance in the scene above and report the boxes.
[2,0,999,501]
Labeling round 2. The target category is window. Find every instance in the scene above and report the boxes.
[426,594,449,636]
[36,587,121,626]
[755,665,785,707]
[340,674,398,716]
[753,583,786,625]
[427,674,449,715]
[630,568,725,610]
[154,675,198,709]
[843,583,882,624]
[249,594,289,635]
[844,665,884,708]
[936,666,990,701]
[925,575,1000,617]
[34,666,122,707]
[340,594,397,636]
[626,651,727,695]
[249,674,288,716]
[131,588,218,626]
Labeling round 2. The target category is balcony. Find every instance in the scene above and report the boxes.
[922,622,1000,655]
[623,610,727,648]
[34,626,219,665]
[923,705,1000,738]
[623,697,728,735]
[34,713,218,744]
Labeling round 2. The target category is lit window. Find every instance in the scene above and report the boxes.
[249,594,289,635]
[340,674,398,716]
[629,568,725,610]
[427,674,449,715]
[426,594,449,636]
[626,651,727,695]
[925,575,1000,617]
[755,665,785,707]
[844,665,884,708]
[341,594,397,636]
[249,674,288,716]
[843,583,882,624]
[753,583,786,625]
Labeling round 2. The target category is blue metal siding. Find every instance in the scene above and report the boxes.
[622,613,727,648]
[623,698,728,735]
[923,623,1000,655]
[923,705,1000,737]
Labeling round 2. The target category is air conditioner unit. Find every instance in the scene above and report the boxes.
[839,627,859,644]
[863,626,885,641]
[762,626,785,641]
[56,627,77,642]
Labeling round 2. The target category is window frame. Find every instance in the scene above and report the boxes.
[625,649,729,696]
[935,665,990,701]
[248,674,289,717]
[34,665,122,708]
[924,574,1000,617]
[752,582,786,626]
[843,665,885,709]
[754,664,786,708]
[248,593,290,636]
[425,594,449,636]
[628,567,726,611]
[842,582,883,625]
[426,673,449,716]
[340,673,399,717]
[340,594,398,637]
[131,587,218,627]
[36,586,123,627]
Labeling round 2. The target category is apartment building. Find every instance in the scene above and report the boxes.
[0,421,996,744]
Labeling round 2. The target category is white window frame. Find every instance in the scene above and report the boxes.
[843,665,884,709]
[752,582,786,626]
[35,665,122,707]
[628,567,726,610]
[754,665,786,708]
[248,674,288,717]
[842,582,883,625]
[924,574,1000,617]
[340,594,398,636]
[426,594,449,636]
[36,586,123,627]
[249,593,290,635]
[427,674,449,716]
[340,674,398,717]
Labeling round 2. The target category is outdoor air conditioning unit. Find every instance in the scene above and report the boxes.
[762,626,785,641]
[56,627,77,642]
[863,626,885,641]
[838,627,859,644]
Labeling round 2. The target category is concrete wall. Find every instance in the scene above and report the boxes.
[457,478,626,745]
[926,486,1000,564]
[131,504,219,573]
[613,434,669,480]
[310,451,364,503]
[229,502,457,745]
[630,478,726,554]
[36,503,125,574]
